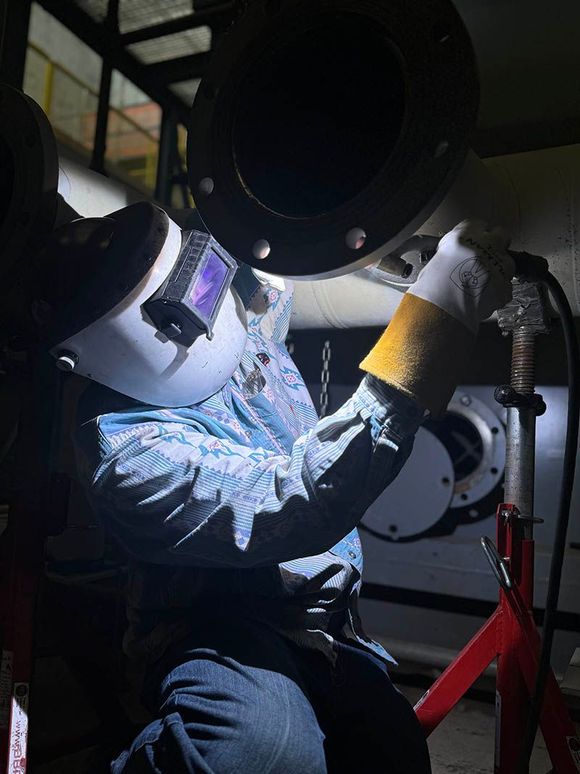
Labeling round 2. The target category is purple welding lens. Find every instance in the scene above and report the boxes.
[189,248,230,318]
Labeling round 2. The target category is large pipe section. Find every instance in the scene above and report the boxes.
[52,144,580,330]
[291,144,580,328]
[180,0,580,327]
[53,146,580,328]
[187,0,480,280]
[56,155,144,222]
[1,78,580,331]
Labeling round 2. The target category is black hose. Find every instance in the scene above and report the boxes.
[518,272,580,773]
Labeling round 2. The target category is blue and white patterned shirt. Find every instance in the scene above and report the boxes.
[74,270,424,666]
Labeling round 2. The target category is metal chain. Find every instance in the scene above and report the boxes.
[319,339,332,418]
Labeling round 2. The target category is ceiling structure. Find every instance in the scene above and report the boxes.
[35,0,235,127]
[25,0,580,158]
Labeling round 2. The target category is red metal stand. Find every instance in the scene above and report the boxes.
[0,502,45,774]
[0,360,65,774]
[416,278,580,773]
[415,502,580,773]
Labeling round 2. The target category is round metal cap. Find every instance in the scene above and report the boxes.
[55,351,78,372]
[361,427,455,541]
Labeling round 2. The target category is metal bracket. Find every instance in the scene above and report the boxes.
[481,536,513,590]
[497,279,552,335]
[499,505,544,526]
[494,385,547,415]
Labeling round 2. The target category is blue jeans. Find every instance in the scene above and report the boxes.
[112,608,431,773]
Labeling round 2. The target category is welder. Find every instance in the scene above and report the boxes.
[40,210,513,773]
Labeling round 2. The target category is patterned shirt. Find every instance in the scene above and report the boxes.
[74,269,424,667]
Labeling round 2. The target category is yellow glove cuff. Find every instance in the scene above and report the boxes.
[360,293,475,418]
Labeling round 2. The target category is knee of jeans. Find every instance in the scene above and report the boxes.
[244,699,326,774]
[162,673,327,774]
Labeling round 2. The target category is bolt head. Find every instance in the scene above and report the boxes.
[55,351,78,372]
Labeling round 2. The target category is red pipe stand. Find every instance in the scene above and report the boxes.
[416,279,580,773]
[415,503,580,773]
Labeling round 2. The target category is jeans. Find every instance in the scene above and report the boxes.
[112,607,431,773]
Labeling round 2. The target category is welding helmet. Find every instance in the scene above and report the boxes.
[40,202,247,407]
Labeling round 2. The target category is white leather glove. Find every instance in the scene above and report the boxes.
[360,220,515,416]
[410,220,516,333]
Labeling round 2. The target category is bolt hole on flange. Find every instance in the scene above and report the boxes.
[433,25,452,44]
[253,239,271,260]
[346,228,367,250]
[198,177,215,196]
[434,140,449,158]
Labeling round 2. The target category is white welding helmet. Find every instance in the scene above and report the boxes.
[40,202,247,407]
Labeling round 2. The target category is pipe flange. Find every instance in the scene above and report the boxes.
[0,84,59,288]
[432,392,506,511]
[188,0,479,278]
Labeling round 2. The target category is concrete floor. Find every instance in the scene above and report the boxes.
[399,685,556,774]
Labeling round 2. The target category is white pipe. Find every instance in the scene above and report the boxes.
[52,145,580,326]
[489,145,580,315]
[57,154,144,218]
[290,272,403,330]
[291,144,580,328]
[419,150,517,236]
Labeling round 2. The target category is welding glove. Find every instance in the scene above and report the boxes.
[360,220,515,417]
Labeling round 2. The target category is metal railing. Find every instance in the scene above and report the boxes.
[24,42,160,193]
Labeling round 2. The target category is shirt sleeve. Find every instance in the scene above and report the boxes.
[75,376,424,568]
